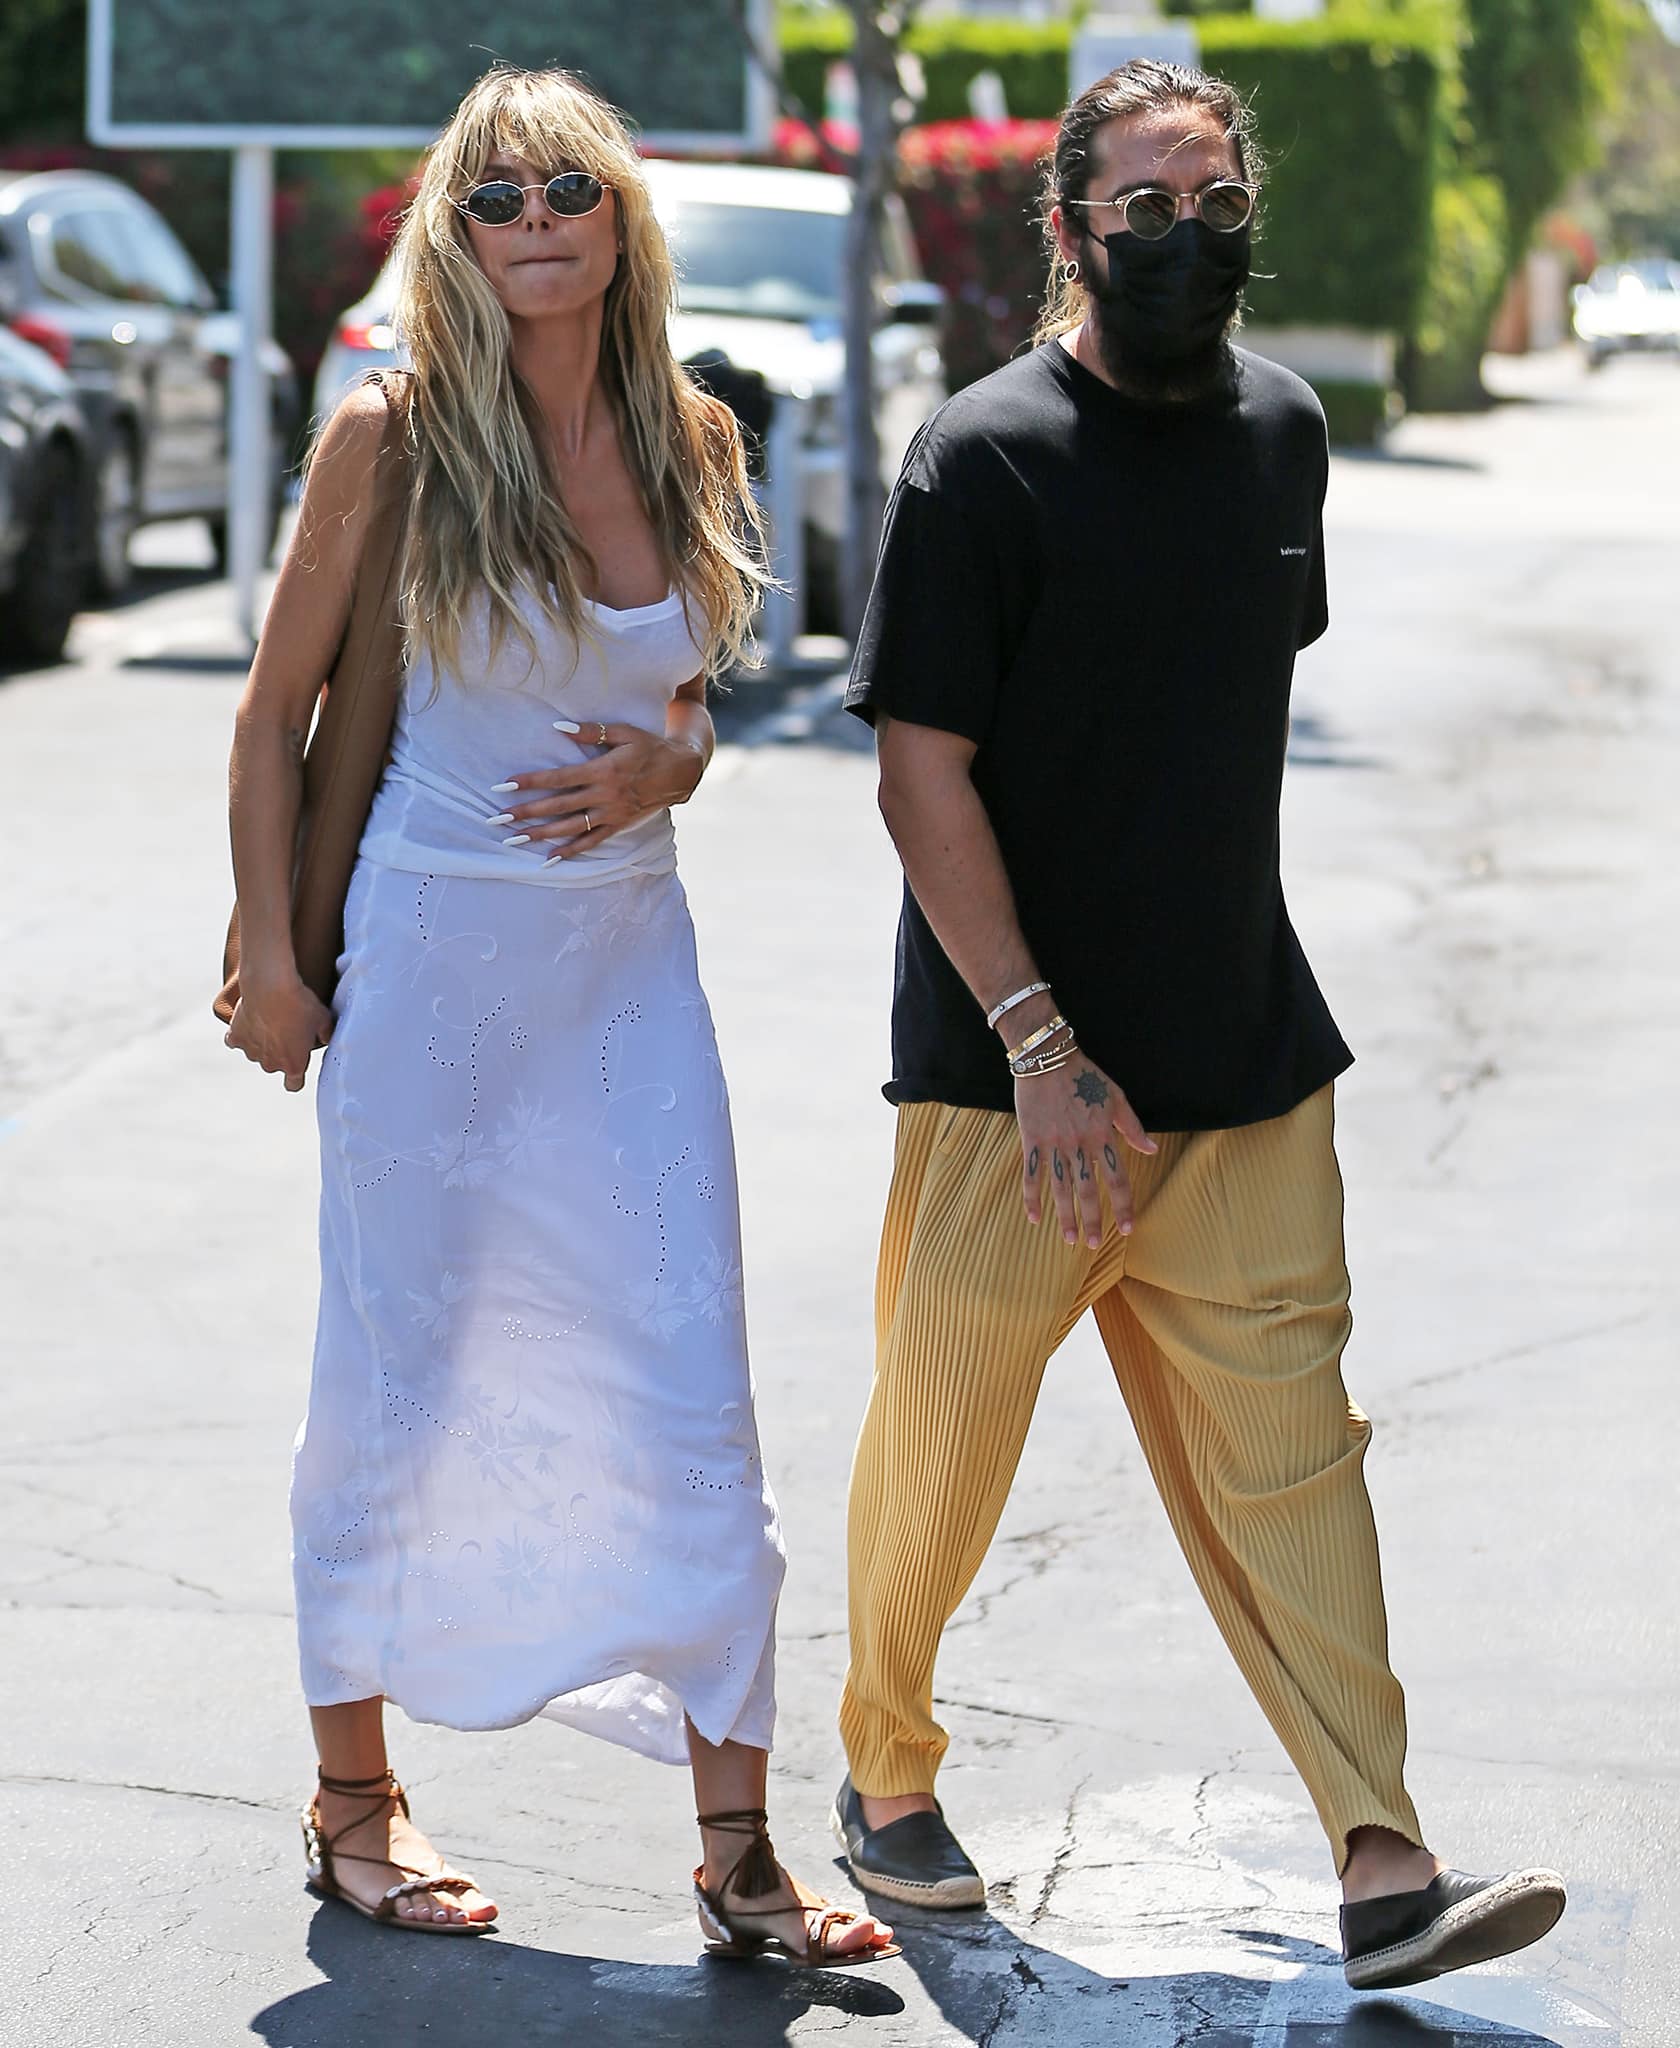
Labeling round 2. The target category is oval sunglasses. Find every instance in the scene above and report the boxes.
[1065,179,1255,241]
[455,171,612,227]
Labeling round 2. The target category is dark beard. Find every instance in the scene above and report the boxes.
[1088,303,1239,407]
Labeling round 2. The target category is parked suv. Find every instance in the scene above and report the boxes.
[0,324,93,664]
[313,160,945,629]
[0,169,299,597]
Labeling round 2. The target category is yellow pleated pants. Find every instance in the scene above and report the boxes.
[840,1085,1422,1870]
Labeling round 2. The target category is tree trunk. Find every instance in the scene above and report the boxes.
[841,6,902,642]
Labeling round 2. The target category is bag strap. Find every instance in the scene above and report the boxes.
[287,375,415,933]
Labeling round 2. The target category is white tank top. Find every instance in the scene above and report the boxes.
[358,582,705,888]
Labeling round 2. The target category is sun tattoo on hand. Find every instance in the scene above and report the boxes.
[1074,1069,1109,1109]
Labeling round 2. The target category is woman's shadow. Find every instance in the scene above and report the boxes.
[250,1894,907,2048]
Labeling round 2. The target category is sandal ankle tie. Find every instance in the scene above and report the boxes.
[696,1807,781,1899]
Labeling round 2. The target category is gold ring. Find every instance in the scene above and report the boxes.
[596,722,609,746]
[583,812,591,833]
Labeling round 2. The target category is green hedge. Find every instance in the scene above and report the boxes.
[1199,17,1443,334]
[1401,171,1510,409]
[781,16,1071,125]
[1310,378,1396,445]
[781,12,1443,335]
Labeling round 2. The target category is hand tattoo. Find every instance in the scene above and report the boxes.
[1078,1148,1090,1181]
[1104,1144,1119,1174]
[1053,1151,1066,1183]
[1074,1069,1110,1109]
[1027,1146,1040,1180]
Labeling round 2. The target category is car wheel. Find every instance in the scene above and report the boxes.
[0,441,85,666]
[208,440,287,575]
[89,428,140,601]
[801,521,842,637]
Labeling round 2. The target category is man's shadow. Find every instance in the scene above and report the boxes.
[872,1898,1570,2046]
[250,1895,906,2048]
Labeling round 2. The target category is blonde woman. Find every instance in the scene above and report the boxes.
[224,65,895,1968]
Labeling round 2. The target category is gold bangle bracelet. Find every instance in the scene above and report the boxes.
[1007,1015,1070,1065]
[1009,1029,1075,1070]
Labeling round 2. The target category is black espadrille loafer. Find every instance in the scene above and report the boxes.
[830,1774,986,1910]
[1342,1866,1567,1990]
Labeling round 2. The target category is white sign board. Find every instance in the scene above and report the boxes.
[1071,15,1201,96]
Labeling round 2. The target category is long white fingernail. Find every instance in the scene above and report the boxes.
[552,720,581,733]
[503,834,532,847]
[486,812,515,825]
[490,781,519,793]
[542,851,567,865]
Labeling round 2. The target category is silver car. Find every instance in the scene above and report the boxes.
[1572,259,1680,369]
[0,168,299,597]
[0,325,93,664]
[313,160,945,630]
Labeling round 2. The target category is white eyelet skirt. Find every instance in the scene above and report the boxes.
[291,856,785,1763]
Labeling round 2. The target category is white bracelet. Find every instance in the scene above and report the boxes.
[986,981,1051,1031]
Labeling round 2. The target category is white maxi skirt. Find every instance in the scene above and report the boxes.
[291,856,786,1763]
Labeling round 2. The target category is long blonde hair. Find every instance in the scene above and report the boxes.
[385,65,769,681]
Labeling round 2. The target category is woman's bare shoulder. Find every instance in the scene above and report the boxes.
[297,376,407,559]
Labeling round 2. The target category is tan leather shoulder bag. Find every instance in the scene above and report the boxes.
[214,372,414,1025]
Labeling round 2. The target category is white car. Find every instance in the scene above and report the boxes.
[311,159,946,627]
[1571,259,1680,369]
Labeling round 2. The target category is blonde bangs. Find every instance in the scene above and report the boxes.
[378,65,768,687]
[441,74,641,210]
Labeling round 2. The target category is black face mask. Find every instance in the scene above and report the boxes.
[1087,217,1252,369]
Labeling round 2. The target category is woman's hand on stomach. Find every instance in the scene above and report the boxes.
[492,719,707,862]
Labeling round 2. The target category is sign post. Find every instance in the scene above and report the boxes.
[86,0,772,643]
[227,145,274,645]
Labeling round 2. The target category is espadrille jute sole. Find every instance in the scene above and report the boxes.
[1344,1869,1566,1990]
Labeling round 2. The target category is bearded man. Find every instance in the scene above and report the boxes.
[830,59,1566,1993]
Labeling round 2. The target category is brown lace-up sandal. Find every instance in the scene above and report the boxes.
[693,1807,901,1968]
[302,1768,496,1935]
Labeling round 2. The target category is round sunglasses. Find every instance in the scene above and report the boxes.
[1066,179,1255,242]
[455,172,612,227]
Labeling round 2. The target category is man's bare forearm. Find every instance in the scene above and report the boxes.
[876,722,1060,1044]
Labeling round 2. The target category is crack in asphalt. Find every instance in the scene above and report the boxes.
[2,1771,283,1813]
[973,1949,1047,2048]
[933,1695,1065,1729]
[1395,1306,1652,1398]
[1188,1765,1219,1853]
[1031,1772,1091,1925]
[10,1543,224,1601]
[946,1525,1076,1636]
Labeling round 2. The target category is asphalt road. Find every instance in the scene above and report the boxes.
[2,350,1676,2048]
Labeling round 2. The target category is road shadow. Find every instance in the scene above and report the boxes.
[881,1904,1570,2045]
[98,560,224,611]
[1337,448,1485,474]
[249,1898,907,2048]
[0,562,228,684]
[246,1894,1578,2046]
[121,651,253,674]
[1287,709,1385,772]
[712,664,872,754]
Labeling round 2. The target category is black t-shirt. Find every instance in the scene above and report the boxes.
[845,338,1352,1132]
